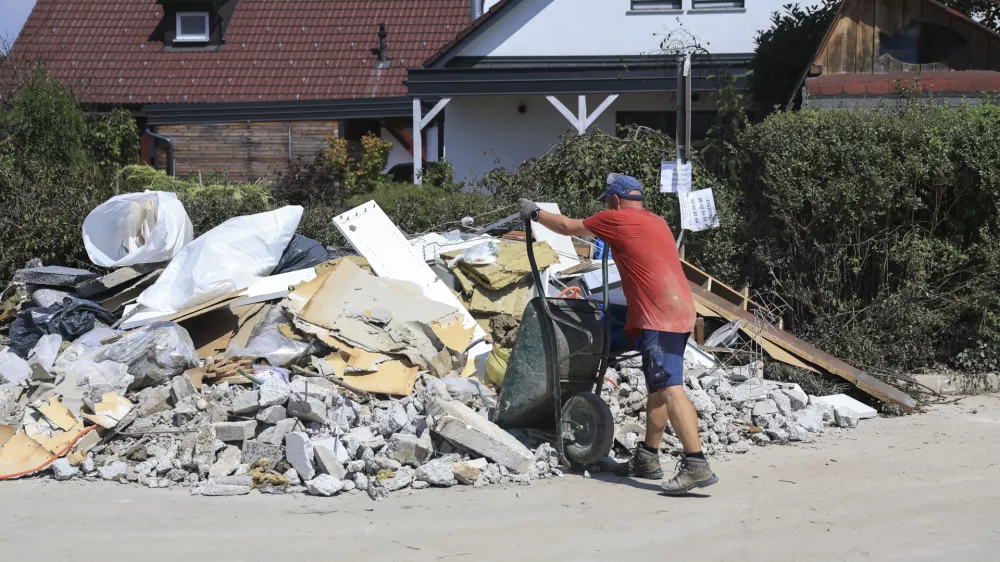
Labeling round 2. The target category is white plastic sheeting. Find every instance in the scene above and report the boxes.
[137,206,303,313]
[83,191,193,267]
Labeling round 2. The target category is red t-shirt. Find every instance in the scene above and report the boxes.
[582,208,696,337]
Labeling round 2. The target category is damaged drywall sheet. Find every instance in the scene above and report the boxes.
[332,202,491,370]
[231,268,317,308]
[80,392,134,429]
[443,241,559,292]
[343,361,419,396]
[533,203,581,276]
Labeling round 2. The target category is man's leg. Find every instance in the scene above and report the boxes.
[635,331,718,494]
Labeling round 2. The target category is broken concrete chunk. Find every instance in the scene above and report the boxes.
[211,420,257,442]
[782,386,809,411]
[209,445,242,478]
[170,374,198,404]
[259,417,298,446]
[426,397,535,474]
[284,432,316,481]
[385,433,433,466]
[313,437,348,480]
[452,460,482,485]
[136,385,173,417]
[381,465,415,491]
[241,440,284,470]
[816,394,877,419]
[258,377,291,408]
[287,395,327,424]
[230,390,260,416]
[833,406,860,429]
[256,405,287,424]
[685,387,716,416]
[306,474,344,497]
[769,390,793,417]
[342,426,375,458]
[752,399,779,418]
[50,458,79,481]
[414,458,456,487]
[14,265,97,287]
[98,461,128,480]
[198,475,253,496]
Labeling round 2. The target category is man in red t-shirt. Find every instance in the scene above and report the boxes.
[519,174,717,495]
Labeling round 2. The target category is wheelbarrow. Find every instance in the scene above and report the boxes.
[494,218,617,466]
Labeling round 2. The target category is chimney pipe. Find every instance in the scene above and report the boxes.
[470,0,484,21]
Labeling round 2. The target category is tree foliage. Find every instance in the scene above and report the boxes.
[748,1,839,118]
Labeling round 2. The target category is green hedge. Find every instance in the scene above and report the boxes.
[734,100,1000,371]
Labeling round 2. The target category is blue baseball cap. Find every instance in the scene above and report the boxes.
[599,173,644,201]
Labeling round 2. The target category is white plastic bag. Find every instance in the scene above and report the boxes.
[92,322,199,389]
[27,334,62,372]
[137,206,303,313]
[83,191,194,267]
[447,240,500,268]
[0,351,30,388]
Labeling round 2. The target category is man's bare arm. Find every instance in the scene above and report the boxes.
[535,209,593,237]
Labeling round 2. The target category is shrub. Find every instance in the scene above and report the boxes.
[733,100,1000,371]
[476,125,746,284]
[118,165,274,236]
[347,183,495,236]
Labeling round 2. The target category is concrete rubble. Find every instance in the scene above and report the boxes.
[0,199,878,502]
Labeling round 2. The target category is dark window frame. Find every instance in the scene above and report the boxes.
[630,0,683,12]
[691,0,745,10]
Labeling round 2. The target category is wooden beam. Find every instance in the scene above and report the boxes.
[419,98,451,130]
[546,96,581,132]
[583,94,619,130]
[688,281,917,412]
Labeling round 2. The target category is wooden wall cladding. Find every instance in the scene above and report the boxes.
[814,0,999,75]
[155,121,338,182]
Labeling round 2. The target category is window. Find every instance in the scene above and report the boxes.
[175,12,210,42]
[631,0,682,11]
[879,20,968,66]
[692,0,745,9]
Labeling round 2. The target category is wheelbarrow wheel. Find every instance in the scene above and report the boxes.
[562,392,615,467]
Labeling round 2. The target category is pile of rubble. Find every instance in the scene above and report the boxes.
[0,193,882,499]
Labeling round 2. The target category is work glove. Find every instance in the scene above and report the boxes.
[518,198,540,221]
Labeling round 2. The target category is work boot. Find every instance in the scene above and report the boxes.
[661,455,719,495]
[625,446,664,479]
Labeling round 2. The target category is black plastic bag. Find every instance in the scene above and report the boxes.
[9,297,118,357]
[272,234,330,274]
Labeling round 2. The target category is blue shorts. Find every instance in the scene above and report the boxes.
[640,330,689,392]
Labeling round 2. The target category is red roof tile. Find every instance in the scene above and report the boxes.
[12,0,471,104]
[806,71,1000,97]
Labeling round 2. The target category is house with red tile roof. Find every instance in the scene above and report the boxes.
[12,0,821,182]
[794,0,1000,109]
[12,0,472,180]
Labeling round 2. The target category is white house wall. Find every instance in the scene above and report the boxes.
[458,0,821,58]
[445,92,716,181]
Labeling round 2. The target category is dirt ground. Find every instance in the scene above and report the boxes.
[3,395,999,562]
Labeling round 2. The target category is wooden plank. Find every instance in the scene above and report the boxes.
[844,0,860,74]
[688,281,917,412]
[970,28,991,70]
[856,0,876,74]
[823,12,849,73]
[694,318,705,346]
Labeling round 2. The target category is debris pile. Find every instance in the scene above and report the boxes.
[0,195,898,498]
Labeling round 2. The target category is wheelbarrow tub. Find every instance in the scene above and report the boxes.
[495,296,604,430]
